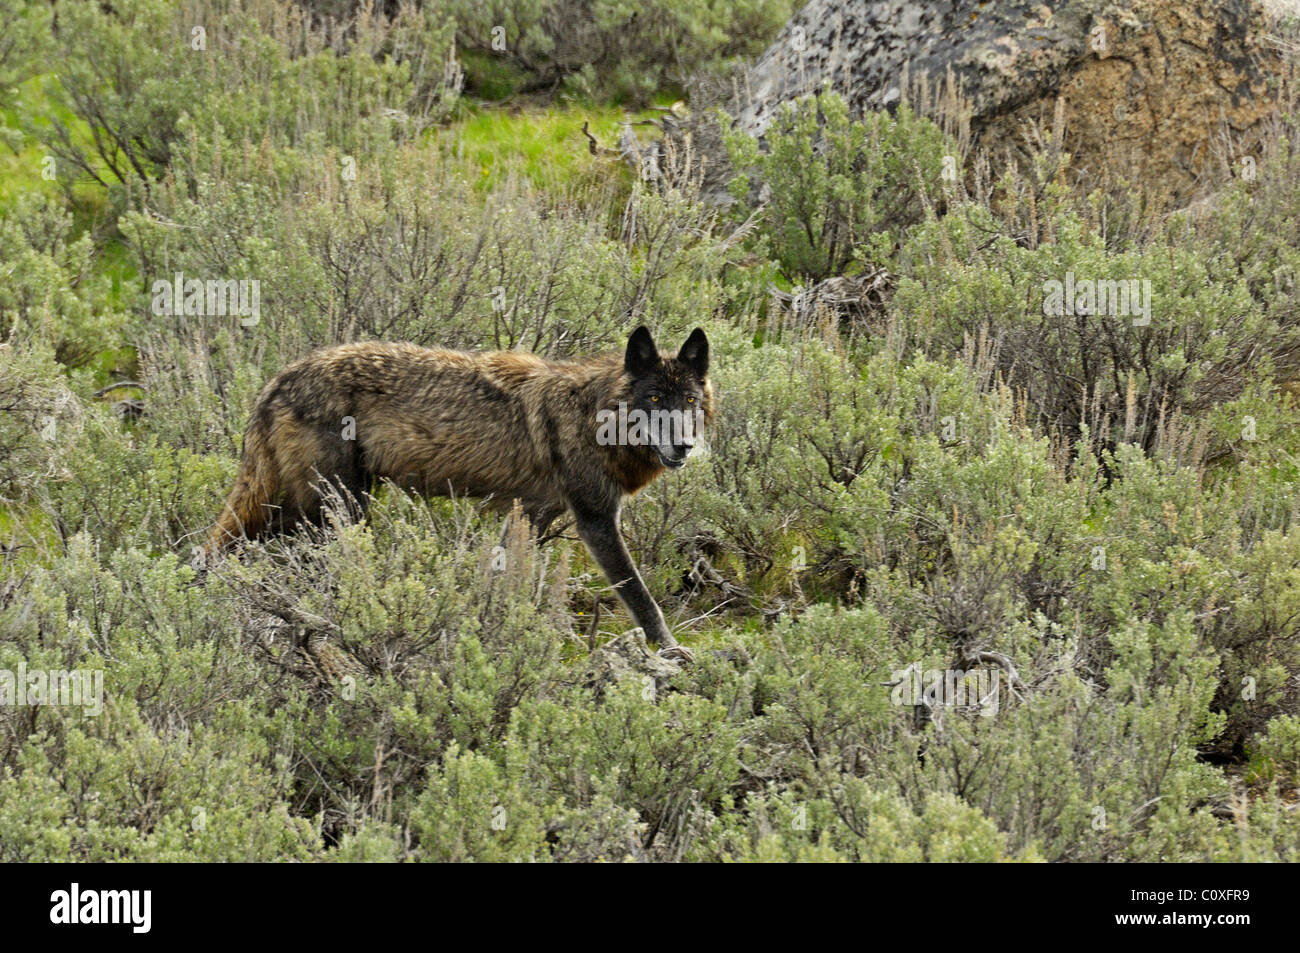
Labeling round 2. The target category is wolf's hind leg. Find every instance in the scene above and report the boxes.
[281,424,369,531]
[527,502,567,543]
[496,501,566,550]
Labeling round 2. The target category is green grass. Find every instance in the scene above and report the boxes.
[0,503,59,570]
[0,107,60,206]
[435,99,675,193]
[1,75,118,208]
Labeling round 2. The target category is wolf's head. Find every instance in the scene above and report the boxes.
[623,325,714,469]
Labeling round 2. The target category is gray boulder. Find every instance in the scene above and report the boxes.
[732,0,1283,201]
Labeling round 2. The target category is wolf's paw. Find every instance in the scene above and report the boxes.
[657,644,694,664]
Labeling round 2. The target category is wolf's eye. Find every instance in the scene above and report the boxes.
[686,396,696,404]
[650,395,659,402]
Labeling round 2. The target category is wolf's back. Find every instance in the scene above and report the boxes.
[201,341,594,554]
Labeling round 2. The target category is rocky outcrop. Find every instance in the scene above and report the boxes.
[584,629,682,699]
[733,0,1285,202]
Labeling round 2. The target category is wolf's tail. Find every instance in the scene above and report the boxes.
[202,421,280,557]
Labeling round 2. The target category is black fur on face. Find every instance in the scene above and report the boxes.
[623,326,711,468]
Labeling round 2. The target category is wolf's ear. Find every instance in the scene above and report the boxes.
[625,325,660,378]
[677,328,709,378]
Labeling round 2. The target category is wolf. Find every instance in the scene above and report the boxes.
[202,326,714,660]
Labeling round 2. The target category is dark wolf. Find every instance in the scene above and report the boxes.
[202,326,714,660]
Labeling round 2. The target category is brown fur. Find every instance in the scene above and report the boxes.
[203,327,715,656]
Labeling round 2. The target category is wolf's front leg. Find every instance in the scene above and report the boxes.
[571,505,693,663]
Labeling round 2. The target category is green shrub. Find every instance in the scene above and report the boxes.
[1248,714,1300,785]
[0,192,126,366]
[892,200,1288,452]
[724,89,949,281]
[0,341,83,504]
[32,0,458,192]
[448,0,793,104]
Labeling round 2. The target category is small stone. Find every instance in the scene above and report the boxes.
[584,629,682,699]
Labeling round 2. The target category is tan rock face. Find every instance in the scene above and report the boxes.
[984,2,1281,201]
[735,0,1284,204]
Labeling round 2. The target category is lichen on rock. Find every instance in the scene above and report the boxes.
[584,629,682,700]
